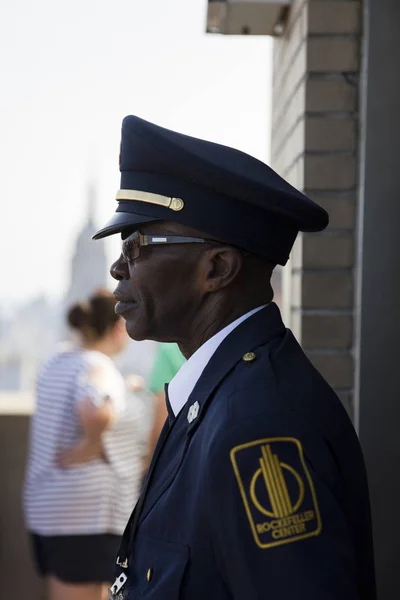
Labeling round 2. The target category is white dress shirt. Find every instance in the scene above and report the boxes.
[168,306,266,416]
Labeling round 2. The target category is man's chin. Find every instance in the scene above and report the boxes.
[125,320,148,342]
[125,318,169,343]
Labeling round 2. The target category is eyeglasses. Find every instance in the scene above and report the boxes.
[121,230,215,264]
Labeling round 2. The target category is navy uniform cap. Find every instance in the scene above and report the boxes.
[93,116,329,265]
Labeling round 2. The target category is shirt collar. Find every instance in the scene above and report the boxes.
[168,305,267,417]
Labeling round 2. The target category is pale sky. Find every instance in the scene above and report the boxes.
[0,0,272,304]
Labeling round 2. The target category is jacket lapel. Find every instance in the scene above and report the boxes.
[138,410,190,525]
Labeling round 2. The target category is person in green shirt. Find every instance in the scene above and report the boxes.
[147,343,185,453]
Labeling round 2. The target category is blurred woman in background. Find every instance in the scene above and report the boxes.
[24,289,146,600]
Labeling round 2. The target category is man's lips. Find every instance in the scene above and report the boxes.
[113,292,137,315]
[115,300,137,315]
[114,292,134,302]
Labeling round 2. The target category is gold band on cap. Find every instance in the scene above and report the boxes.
[116,189,184,212]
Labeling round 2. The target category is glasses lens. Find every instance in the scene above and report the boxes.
[122,231,140,263]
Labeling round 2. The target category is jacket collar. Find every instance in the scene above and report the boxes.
[168,305,267,417]
[183,302,286,433]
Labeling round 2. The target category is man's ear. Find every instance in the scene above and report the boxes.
[201,246,244,292]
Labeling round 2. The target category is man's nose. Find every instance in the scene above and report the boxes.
[110,254,129,280]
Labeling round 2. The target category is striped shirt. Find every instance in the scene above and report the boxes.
[23,348,146,536]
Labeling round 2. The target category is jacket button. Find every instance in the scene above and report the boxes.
[242,352,256,362]
[147,568,153,582]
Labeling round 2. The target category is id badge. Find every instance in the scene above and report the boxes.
[109,573,128,599]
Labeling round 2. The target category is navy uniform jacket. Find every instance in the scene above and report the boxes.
[117,304,376,599]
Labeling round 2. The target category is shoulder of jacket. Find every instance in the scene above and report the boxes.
[225,344,280,414]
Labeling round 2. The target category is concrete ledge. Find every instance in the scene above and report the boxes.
[0,392,35,415]
[0,414,44,599]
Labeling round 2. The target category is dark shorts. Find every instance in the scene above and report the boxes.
[30,533,121,584]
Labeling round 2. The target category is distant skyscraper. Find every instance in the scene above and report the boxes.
[64,184,108,310]
[0,186,112,391]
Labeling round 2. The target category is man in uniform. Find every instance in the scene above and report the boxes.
[93,116,376,599]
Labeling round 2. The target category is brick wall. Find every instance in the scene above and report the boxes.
[271,0,361,417]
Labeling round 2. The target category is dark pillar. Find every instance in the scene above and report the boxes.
[356,0,400,597]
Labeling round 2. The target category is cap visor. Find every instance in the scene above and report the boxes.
[92,212,160,240]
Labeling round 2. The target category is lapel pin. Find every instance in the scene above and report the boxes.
[187,401,200,423]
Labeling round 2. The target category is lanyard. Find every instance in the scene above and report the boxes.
[110,418,174,597]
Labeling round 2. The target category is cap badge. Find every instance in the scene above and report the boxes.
[170,198,184,211]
